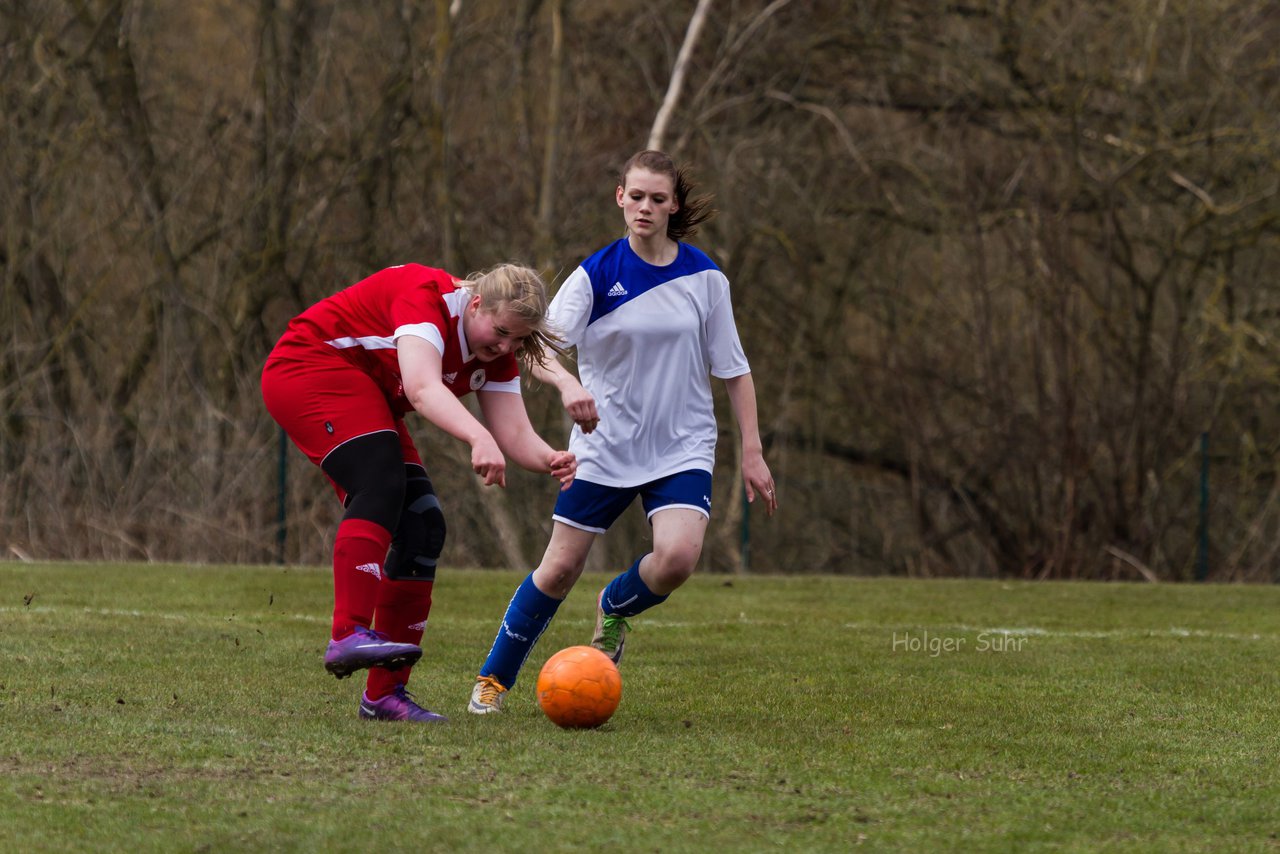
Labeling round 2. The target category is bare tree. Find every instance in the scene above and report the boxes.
[647,0,713,151]
[1,0,1276,579]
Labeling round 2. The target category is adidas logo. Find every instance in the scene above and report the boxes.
[355,562,382,579]
[443,371,458,383]
[607,282,628,297]
[407,620,427,632]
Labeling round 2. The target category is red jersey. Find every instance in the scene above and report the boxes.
[270,264,521,414]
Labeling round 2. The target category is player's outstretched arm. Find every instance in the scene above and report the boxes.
[532,355,598,434]
[478,389,577,490]
[399,335,507,486]
[723,372,777,516]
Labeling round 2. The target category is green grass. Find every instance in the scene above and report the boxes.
[2,563,1278,852]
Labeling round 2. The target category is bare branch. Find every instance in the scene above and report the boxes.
[648,0,713,151]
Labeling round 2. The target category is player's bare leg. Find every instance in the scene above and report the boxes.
[640,509,708,594]
[531,523,598,597]
[593,509,708,664]
[470,523,597,714]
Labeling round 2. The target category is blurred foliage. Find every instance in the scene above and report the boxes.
[2,0,1277,579]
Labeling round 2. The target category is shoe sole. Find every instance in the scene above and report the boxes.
[325,648,422,680]
[359,708,449,723]
[590,641,624,666]
[467,701,502,715]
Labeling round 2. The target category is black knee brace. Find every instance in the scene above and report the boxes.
[321,431,406,532]
[385,465,446,581]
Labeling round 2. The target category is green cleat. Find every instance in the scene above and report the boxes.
[591,590,631,665]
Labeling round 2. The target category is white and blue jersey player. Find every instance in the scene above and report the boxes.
[469,150,777,715]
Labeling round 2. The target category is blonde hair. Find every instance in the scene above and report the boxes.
[462,263,566,369]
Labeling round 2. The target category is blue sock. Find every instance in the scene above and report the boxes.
[600,555,669,617]
[479,574,562,689]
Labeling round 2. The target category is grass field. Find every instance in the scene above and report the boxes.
[2,562,1278,852]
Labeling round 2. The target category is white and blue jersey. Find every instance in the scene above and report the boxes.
[550,238,751,488]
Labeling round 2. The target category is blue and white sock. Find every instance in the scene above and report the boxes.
[600,555,669,617]
[479,573,562,689]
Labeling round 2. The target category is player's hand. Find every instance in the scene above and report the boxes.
[471,434,507,487]
[560,384,599,434]
[547,450,577,491]
[743,454,777,517]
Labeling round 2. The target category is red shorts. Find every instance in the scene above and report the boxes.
[261,353,422,498]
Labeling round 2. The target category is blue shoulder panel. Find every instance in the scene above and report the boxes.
[584,240,719,326]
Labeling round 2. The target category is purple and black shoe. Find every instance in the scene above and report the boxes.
[359,685,448,723]
[323,626,422,680]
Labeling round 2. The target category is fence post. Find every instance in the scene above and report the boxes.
[276,426,288,565]
[1196,431,1209,581]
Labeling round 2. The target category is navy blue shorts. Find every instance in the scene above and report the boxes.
[552,470,713,534]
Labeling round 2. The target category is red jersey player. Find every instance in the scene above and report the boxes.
[262,263,576,722]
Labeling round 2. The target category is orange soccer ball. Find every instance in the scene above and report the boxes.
[536,645,622,729]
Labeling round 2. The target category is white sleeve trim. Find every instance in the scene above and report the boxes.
[393,322,446,356]
[478,377,522,395]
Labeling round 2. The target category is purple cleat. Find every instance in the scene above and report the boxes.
[324,626,422,680]
[359,686,448,723]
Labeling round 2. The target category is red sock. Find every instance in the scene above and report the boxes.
[331,518,392,640]
[365,579,433,700]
